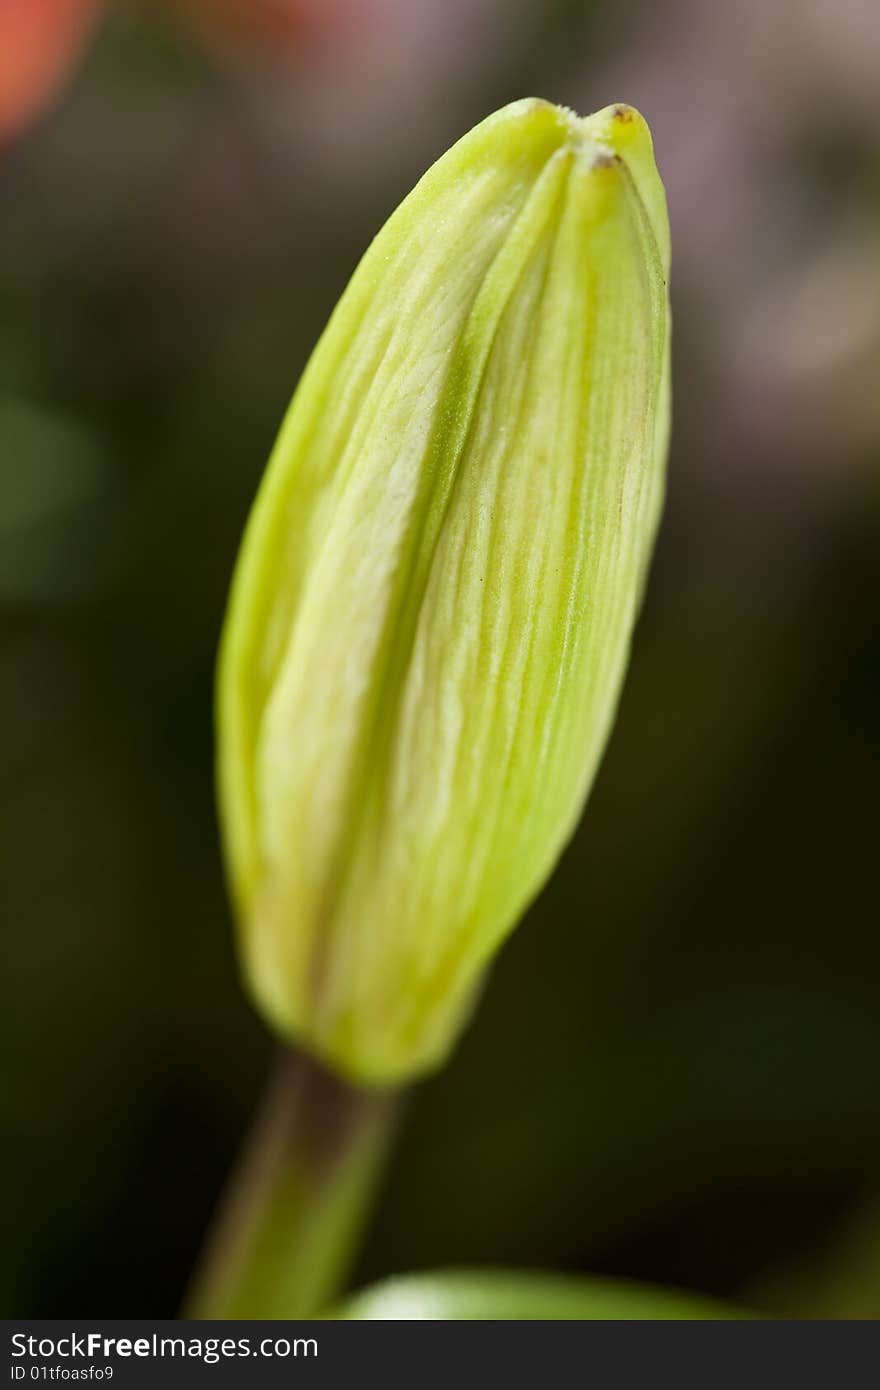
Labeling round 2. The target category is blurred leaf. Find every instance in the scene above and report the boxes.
[331,1270,753,1320]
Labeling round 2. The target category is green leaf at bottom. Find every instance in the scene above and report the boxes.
[329,1269,754,1320]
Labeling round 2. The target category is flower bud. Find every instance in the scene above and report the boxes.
[217,99,670,1085]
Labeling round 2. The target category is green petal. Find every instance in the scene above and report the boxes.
[217,100,671,1084]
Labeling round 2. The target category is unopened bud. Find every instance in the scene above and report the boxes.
[217,99,671,1084]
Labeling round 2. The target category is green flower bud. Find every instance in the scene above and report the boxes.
[217,99,670,1085]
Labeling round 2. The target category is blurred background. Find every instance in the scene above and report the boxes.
[2,0,879,1319]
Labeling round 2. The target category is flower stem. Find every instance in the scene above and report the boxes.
[183,1047,399,1319]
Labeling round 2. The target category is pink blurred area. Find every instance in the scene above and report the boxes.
[151,0,365,61]
[164,0,537,177]
[584,0,880,592]
[4,0,879,573]
[1,0,534,161]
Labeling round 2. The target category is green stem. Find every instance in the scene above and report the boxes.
[183,1047,399,1319]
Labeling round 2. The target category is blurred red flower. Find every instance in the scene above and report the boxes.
[0,0,100,142]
